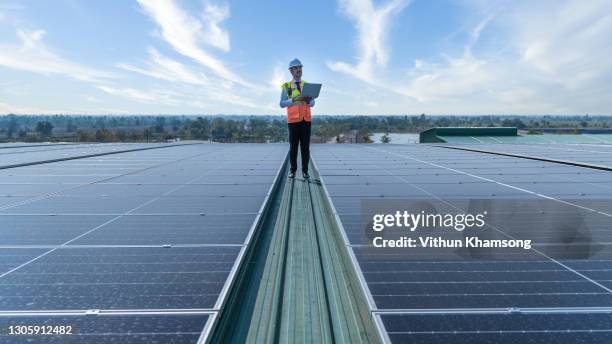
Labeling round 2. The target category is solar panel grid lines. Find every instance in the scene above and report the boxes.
[417,143,606,158]
[0,143,76,150]
[0,143,134,155]
[438,135,612,145]
[0,143,197,170]
[355,147,612,298]
[0,312,214,344]
[4,142,611,342]
[0,309,218,316]
[0,244,244,249]
[0,142,182,169]
[440,143,612,169]
[72,215,256,246]
[376,312,612,344]
[0,144,279,213]
[362,146,612,238]
[0,144,272,241]
[2,220,148,279]
[365,145,612,218]
[0,246,242,310]
[0,144,214,213]
[0,143,288,343]
[0,144,93,156]
[311,143,612,343]
[323,147,608,309]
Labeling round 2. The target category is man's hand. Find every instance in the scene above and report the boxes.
[291,95,312,103]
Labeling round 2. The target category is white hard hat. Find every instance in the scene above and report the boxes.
[288,58,303,69]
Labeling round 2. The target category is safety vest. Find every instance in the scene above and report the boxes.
[283,80,312,123]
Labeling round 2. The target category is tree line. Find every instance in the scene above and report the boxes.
[0,114,609,143]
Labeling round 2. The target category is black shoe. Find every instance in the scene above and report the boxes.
[302,172,310,179]
[288,172,296,179]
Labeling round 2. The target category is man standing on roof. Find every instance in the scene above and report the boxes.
[280,58,315,179]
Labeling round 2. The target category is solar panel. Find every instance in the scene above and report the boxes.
[439,143,612,169]
[2,196,156,214]
[73,214,255,245]
[0,247,239,310]
[0,143,287,342]
[0,249,49,273]
[0,143,76,149]
[0,313,212,344]
[379,312,612,344]
[0,215,114,245]
[311,143,612,343]
[133,196,263,214]
[0,143,180,168]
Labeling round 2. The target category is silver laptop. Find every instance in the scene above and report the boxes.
[300,83,322,99]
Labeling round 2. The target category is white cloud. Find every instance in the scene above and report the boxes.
[513,0,612,89]
[0,29,116,82]
[17,28,45,48]
[393,0,612,114]
[96,82,274,112]
[0,100,130,115]
[117,47,277,111]
[327,0,409,85]
[96,85,180,105]
[193,90,275,111]
[119,48,209,86]
[202,1,230,52]
[467,14,495,53]
[4,0,611,115]
[137,0,252,88]
[402,52,496,102]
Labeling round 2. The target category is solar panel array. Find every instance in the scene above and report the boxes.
[0,143,286,343]
[442,143,612,169]
[0,142,180,168]
[0,143,75,149]
[312,144,612,343]
[438,134,612,144]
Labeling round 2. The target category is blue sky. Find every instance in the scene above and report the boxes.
[1,0,611,115]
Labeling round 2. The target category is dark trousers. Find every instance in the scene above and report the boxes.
[288,120,311,173]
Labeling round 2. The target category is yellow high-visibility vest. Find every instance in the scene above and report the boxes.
[282,80,312,123]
